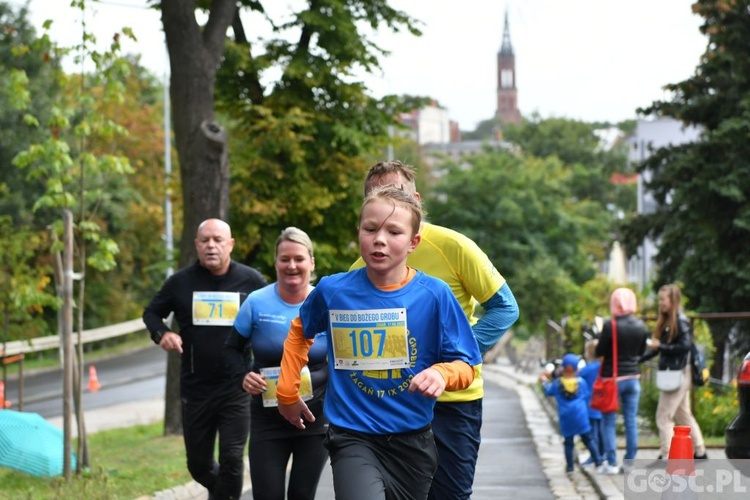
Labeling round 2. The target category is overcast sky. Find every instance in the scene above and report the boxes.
[16,0,707,130]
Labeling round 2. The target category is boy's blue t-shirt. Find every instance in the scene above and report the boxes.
[543,376,592,437]
[298,267,482,435]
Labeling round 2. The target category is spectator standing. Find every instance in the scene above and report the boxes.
[595,287,649,474]
[277,186,482,499]
[350,161,519,500]
[143,219,267,499]
[224,227,329,500]
[641,283,707,460]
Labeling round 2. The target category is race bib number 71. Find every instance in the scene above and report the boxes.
[330,308,409,370]
[192,291,240,326]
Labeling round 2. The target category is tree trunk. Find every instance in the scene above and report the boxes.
[160,0,238,436]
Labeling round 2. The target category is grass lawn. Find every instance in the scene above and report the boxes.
[0,422,191,499]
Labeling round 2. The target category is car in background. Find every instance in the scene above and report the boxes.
[726,350,750,459]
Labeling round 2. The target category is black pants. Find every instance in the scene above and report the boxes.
[325,424,438,500]
[250,433,328,500]
[182,390,250,499]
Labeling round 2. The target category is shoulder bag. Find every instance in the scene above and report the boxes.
[590,318,619,412]
[655,367,683,391]
[655,332,686,392]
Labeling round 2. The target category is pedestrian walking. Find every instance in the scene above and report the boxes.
[641,283,707,461]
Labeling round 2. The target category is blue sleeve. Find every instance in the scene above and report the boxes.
[233,295,254,338]
[473,283,519,354]
[578,377,591,400]
[543,379,558,397]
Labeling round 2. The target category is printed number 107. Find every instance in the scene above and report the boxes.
[348,329,386,357]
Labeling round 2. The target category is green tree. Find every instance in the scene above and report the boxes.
[0,1,59,224]
[427,151,611,334]
[503,115,629,207]
[158,0,422,433]
[621,0,750,369]
[10,2,135,471]
[0,216,59,346]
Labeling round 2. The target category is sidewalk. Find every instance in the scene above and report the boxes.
[485,357,724,499]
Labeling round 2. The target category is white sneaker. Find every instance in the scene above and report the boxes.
[596,463,620,475]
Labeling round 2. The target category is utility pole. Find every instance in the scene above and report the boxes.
[164,69,174,278]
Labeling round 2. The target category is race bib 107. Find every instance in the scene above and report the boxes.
[330,308,409,370]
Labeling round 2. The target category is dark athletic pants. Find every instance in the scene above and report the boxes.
[249,433,328,500]
[325,424,438,500]
[182,390,250,499]
[428,399,483,500]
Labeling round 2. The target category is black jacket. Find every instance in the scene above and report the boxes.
[143,260,267,398]
[641,312,692,370]
[595,313,649,377]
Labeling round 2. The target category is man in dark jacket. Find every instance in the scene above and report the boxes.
[143,219,267,499]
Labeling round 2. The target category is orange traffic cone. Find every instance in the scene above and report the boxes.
[661,425,697,499]
[88,365,101,392]
[0,381,10,408]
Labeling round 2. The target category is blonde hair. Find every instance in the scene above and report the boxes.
[359,185,423,235]
[654,284,681,343]
[275,227,314,259]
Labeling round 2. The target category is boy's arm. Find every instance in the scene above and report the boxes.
[277,317,315,429]
[408,360,474,399]
[432,360,475,391]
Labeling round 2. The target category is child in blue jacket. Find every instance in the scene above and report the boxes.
[540,353,603,473]
[578,340,605,467]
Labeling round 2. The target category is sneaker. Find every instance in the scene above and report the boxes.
[596,463,620,475]
[694,452,708,460]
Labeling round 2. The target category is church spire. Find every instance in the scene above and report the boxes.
[496,10,522,126]
[499,10,513,56]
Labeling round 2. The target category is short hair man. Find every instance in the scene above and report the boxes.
[351,161,519,500]
[143,218,267,499]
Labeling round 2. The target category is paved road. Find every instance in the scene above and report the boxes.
[3,345,166,417]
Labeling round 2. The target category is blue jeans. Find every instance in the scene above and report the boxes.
[564,432,599,472]
[601,378,641,465]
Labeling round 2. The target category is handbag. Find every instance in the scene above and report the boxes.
[590,318,619,412]
[656,368,684,391]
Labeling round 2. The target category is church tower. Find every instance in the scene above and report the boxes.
[496,11,522,126]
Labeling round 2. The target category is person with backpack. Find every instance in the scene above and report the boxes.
[539,353,604,474]
[641,284,707,461]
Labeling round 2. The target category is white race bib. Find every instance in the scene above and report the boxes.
[330,308,409,370]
